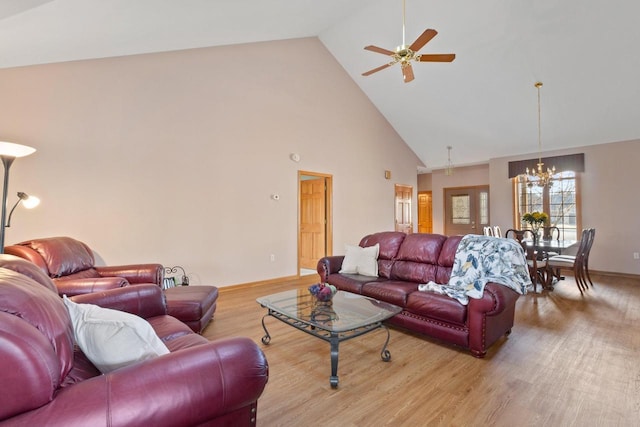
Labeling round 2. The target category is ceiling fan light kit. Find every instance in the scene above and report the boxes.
[362,0,455,83]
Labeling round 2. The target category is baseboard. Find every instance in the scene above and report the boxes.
[590,270,640,280]
[218,274,316,293]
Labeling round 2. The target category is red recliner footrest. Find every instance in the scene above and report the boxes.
[164,286,219,333]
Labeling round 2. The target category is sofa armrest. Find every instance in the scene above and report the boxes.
[54,277,129,297]
[6,337,268,427]
[467,282,520,357]
[468,282,520,316]
[95,264,163,286]
[316,256,345,282]
[70,284,167,318]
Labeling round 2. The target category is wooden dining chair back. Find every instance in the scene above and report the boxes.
[505,229,533,242]
[543,226,560,240]
[547,228,591,294]
[583,228,596,287]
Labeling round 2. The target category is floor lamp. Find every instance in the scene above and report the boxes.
[0,141,36,254]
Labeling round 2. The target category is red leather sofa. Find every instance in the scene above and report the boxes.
[317,232,521,357]
[5,236,218,333]
[0,254,268,426]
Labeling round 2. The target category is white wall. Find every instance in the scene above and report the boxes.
[0,38,422,286]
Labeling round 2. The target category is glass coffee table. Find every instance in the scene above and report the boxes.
[257,289,402,388]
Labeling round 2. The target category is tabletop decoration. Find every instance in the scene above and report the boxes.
[308,283,337,303]
[522,211,548,236]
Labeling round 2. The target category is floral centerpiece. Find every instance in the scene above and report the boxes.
[522,211,548,234]
[308,283,337,303]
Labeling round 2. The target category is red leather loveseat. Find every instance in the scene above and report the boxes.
[0,255,267,426]
[317,232,521,357]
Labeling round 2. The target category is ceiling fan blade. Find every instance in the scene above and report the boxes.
[417,53,456,62]
[364,45,396,56]
[402,63,414,83]
[408,29,438,52]
[362,63,394,76]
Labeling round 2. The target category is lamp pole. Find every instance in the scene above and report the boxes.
[0,155,16,253]
[0,141,37,254]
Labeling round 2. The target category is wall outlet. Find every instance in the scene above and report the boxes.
[634,252,640,260]
[270,254,275,262]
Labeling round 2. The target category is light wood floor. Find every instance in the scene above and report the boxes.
[203,273,640,427]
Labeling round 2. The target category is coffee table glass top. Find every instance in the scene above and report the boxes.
[256,289,402,333]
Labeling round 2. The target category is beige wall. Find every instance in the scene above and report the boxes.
[421,140,640,276]
[0,38,422,286]
[491,139,640,276]
[429,164,490,235]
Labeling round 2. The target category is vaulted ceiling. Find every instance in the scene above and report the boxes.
[1,0,638,171]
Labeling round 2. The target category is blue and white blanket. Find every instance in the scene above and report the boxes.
[418,235,531,305]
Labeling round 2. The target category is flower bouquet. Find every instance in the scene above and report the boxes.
[308,283,337,303]
[522,211,548,234]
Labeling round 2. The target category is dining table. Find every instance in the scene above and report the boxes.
[525,238,578,255]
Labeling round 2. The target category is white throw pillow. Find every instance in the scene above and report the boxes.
[62,296,169,373]
[339,243,380,277]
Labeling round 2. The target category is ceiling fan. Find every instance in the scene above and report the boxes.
[362,0,455,83]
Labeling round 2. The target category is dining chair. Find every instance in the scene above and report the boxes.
[506,229,547,293]
[505,229,531,242]
[483,226,494,236]
[543,226,560,240]
[493,226,502,238]
[541,226,561,258]
[583,228,596,288]
[547,228,592,294]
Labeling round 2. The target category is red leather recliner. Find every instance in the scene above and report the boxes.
[5,236,218,333]
[0,254,268,426]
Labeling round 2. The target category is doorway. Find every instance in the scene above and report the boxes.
[394,184,413,233]
[298,171,333,275]
[444,186,490,236]
[418,191,433,233]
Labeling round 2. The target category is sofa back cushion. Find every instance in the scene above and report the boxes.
[0,267,74,419]
[17,237,95,278]
[0,254,58,293]
[390,233,447,283]
[436,235,463,283]
[359,231,406,278]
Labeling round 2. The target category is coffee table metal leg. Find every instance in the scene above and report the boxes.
[329,334,339,388]
[260,313,272,345]
[380,325,392,361]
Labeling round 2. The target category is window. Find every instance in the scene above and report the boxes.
[514,171,581,240]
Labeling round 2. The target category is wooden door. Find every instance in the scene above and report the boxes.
[418,191,433,233]
[444,186,490,236]
[299,173,332,270]
[394,184,413,233]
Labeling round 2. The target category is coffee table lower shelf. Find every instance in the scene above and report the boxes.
[260,307,392,388]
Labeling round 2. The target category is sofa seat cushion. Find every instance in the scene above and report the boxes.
[360,281,418,307]
[326,273,385,294]
[147,315,197,342]
[406,291,467,325]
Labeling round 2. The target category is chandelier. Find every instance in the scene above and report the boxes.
[524,82,555,187]
[445,145,454,176]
